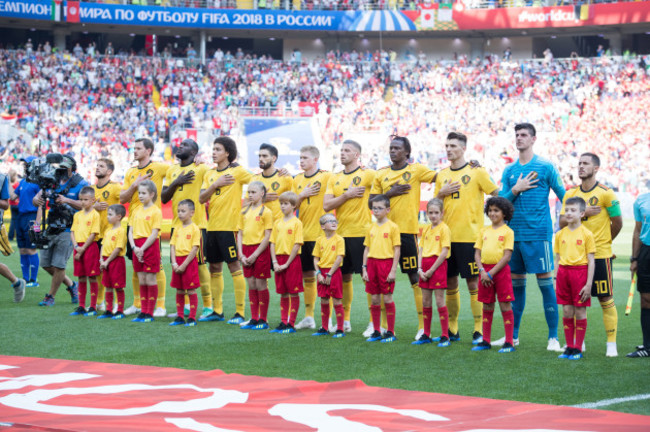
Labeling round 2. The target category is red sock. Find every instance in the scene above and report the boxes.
[149,285,158,315]
[249,289,259,321]
[105,290,114,313]
[385,302,396,333]
[258,290,269,322]
[563,317,576,349]
[289,295,300,326]
[575,318,587,352]
[438,306,449,338]
[78,281,87,308]
[503,309,515,345]
[482,309,494,344]
[423,306,433,337]
[116,289,125,313]
[90,282,99,309]
[280,296,290,324]
[176,293,184,317]
[371,304,381,331]
[334,303,344,332]
[188,293,198,320]
[321,302,330,330]
[140,285,148,315]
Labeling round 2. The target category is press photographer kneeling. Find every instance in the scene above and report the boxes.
[30,154,90,307]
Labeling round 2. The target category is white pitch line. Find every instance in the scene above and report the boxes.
[571,393,650,409]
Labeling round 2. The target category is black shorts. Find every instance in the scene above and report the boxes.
[341,237,364,275]
[447,242,479,279]
[300,241,316,272]
[637,244,650,294]
[592,257,614,297]
[171,227,207,265]
[204,231,238,264]
[400,233,419,275]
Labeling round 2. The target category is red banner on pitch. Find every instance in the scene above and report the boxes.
[0,355,647,431]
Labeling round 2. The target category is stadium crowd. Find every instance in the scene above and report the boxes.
[1,47,648,195]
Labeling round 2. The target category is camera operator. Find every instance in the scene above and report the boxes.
[32,154,90,307]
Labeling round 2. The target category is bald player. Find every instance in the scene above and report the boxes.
[161,138,213,319]
[435,132,498,344]
[93,158,122,312]
[323,139,376,332]
[293,145,332,330]
[120,137,169,317]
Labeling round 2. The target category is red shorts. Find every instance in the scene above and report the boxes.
[317,267,343,299]
[132,237,161,274]
[102,256,126,289]
[478,264,514,304]
[73,242,100,277]
[274,254,303,294]
[171,255,200,290]
[242,244,271,279]
[556,264,591,307]
[419,256,448,290]
[365,258,395,295]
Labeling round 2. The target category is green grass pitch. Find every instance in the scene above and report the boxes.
[0,221,648,416]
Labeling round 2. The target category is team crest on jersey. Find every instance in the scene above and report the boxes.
[146,169,154,177]
[435,236,440,241]
[353,176,361,186]
[255,216,261,221]
[146,216,151,221]
[402,172,411,182]
[111,236,116,241]
[86,221,91,226]
[288,229,293,234]
[461,175,471,185]
[102,191,109,199]
[384,233,389,238]
[577,239,582,245]
[589,196,599,206]
[529,171,538,179]
[331,245,336,251]
[272,181,280,191]
[186,235,191,239]
[313,181,321,188]
[498,236,504,241]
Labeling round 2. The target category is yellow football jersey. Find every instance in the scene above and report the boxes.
[251,170,293,221]
[270,216,303,255]
[364,220,401,259]
[71,209,101,243]
[170,223,201,256]
[93,181,121,240]
[554,225,597,266]
[293,170,331,242]
[371,163,436,234]
[239,205,273,245]
[202,165,253,232]
[434,164,497,243]
[123,161,169,224]
[325,167,375,237]
[101,225,127,257]
[475,224,515,265]
[314,234,345,269]
[132,205,162,239]
[561,183,621,259]
[419,222,451,258]
[165,162,209,230]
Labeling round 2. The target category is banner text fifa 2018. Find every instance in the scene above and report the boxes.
[1,0,649,31]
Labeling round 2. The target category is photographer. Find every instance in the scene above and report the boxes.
[32,154,90,307]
